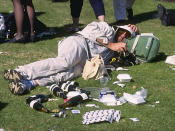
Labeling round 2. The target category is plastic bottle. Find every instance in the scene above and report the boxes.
[99,75,109,87]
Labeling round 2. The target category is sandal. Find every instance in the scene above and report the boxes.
[9,37,26,43]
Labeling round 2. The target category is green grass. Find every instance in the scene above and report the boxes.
[1,0,175,130]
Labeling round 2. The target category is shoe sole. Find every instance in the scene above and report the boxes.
[8,81,25,95]
[4,69,23,82]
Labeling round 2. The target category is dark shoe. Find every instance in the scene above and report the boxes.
[4,69,23,82]
[157,4,167,19]
[127,8,133,20]
[9,37,26,43]
[30,35,37,42]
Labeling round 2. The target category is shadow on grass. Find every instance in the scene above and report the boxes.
[151,52,167,63]
[110,10,159,26]
[1,11,46,19]
[0,102,8,111]
[51,0,68,2]
[110,8,175,26]
[0,11,86,43]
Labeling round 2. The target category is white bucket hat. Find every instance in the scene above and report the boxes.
[116,25,135,38]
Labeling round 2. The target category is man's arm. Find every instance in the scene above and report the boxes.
[96,38,127,52]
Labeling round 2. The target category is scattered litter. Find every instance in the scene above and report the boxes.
[129,118,139,122]
[51,111,66,118]
[117,83,125,88]
[99,76,109,87]
[117,74,132,82]
[82,109,121,125]
[48,98,59,101]
[172,68,175,71]
[0,129,5,131]
[117,96,127,105]
[71,110,80,114]
[0,51,8,55]
[165,55,175,65]
[170,66,175,71]
[99,90,118,106]
[148,104,155,107]
[113,81,120,84]
[105,65,116,71]
[84,87,102,99]
[65,107,73,110]
[66,91,81,99]
[113,81,125,88]
[77,104,81,109]
[155,101,160,104]
[48,125,56,131]
[85,104,99,108]
[116,67,129,71]
[132,85,137,89]
[135,87,147,99]
[123,87,147,105]
[92,98,100,102]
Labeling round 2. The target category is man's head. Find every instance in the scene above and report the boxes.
[114,25,135,42]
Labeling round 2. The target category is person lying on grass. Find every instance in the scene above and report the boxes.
[4,21,139,95]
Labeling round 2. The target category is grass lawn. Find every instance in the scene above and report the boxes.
[0,0,175,131]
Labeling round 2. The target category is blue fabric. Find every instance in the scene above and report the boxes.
[89,0,105,18]
[22,80,36,90]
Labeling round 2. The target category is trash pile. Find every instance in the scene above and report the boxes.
[25,67,152,125]
[92,86,147,106]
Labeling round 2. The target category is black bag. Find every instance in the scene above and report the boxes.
[109,51,138,68]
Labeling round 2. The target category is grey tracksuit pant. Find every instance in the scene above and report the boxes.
[17,35,89,86]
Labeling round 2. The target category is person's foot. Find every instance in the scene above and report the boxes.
[8,80,27,95]
[8,80,35,95]
[4,69,23,83]
[157,4,167,19]
[127,8,133,20]
[9,36,26,43]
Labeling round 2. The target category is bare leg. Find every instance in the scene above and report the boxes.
[12,0,24,40]
[26,0,35,36]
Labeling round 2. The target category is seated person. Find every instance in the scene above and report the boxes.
[4,21,139,95]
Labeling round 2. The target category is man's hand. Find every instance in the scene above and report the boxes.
[108,42,127,52]
[128,24,139,33]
